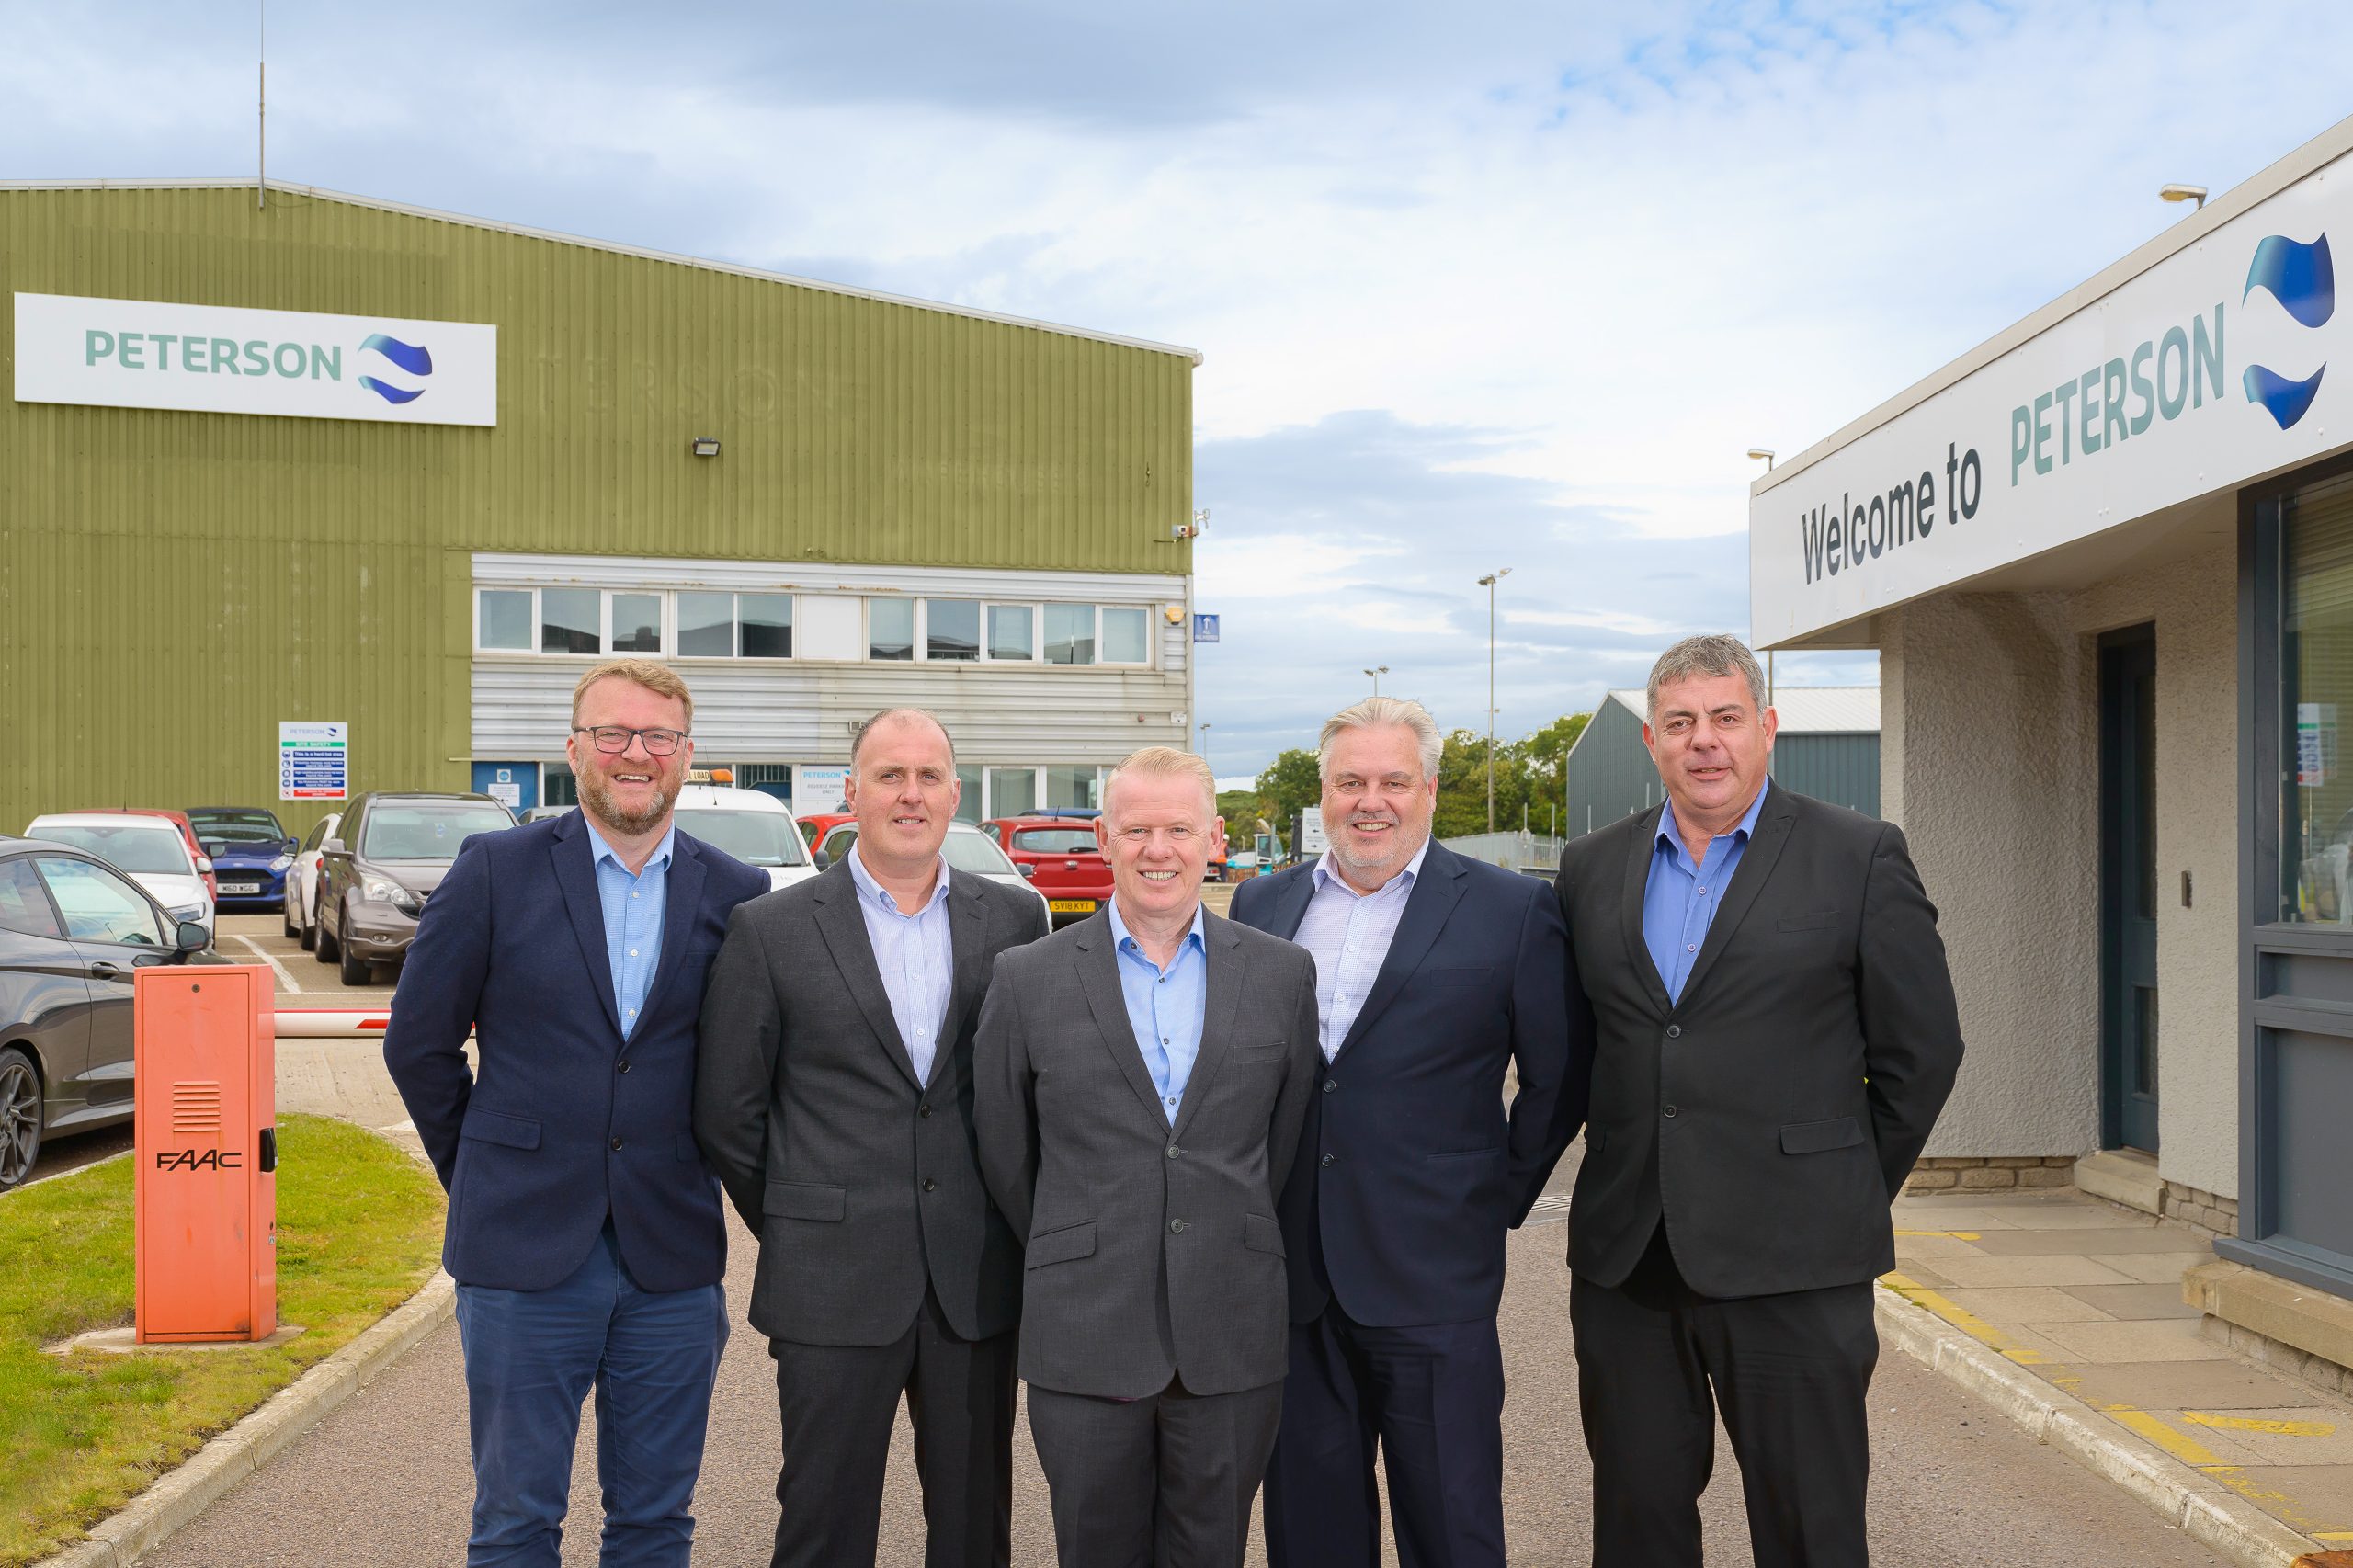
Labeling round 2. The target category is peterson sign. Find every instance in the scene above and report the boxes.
[13,292,497,426]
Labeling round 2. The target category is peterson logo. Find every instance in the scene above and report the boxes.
[2244,233,2333,429]
[358,333,434,405]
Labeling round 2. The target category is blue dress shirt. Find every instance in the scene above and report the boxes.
[1294,837,1429,1061]
[1643,779,1771,1004]
[847,845,956,1085]
[580,816,676,1040]
[1107,899,1209,1124]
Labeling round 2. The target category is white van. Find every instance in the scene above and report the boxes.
[668,784,817,892]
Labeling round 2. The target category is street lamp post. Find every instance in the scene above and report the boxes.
[1363,665,1388,697]
[1477,568,1511,834]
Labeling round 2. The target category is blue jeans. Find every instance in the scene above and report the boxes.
[453,1221,729,1567]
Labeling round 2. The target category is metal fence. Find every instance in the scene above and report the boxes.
[1439,831,1566,872]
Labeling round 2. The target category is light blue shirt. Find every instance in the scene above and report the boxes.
[847,845,956,1085]
[1107,899,1209,1125]
[1643,779,1771,1004]
[1294,837,1430,1062]
[581,817,676,1040]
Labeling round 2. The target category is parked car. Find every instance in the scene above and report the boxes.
[284,812,342,947]
[26,812,215,942]
[670,785,816,892]
[980,812,1114,926]
[813,820,1051,924]
[315,792,516,984]
[796,812,855,850]
[187,806,298,914]
[0,833,212,1187]
[67,807,216,902]
[521,804,573,823]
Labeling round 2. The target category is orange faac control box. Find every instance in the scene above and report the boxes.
[134,964,277,1343]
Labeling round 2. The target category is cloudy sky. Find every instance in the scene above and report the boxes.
[6,2,2350,778]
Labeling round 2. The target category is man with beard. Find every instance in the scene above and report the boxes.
[1231,696,1581,1568]
[385,659,768,1567]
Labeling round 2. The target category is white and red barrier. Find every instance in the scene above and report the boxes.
[271,1008,393,1039]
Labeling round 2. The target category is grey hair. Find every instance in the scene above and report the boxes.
[1645,634,1768,718]
[850,708,956,768]
[1318,696,1442,781]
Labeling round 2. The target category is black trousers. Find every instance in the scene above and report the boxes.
[1026,1374,1284,1568]
[1261,1305,1507,1568]
[1571,1225,1878,1568]
[767,1290,1017,1568]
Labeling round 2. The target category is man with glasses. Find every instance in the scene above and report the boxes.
[385,659,768,1568]
[976,746,1322,1568]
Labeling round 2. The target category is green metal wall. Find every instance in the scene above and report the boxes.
[0,185,1196,834]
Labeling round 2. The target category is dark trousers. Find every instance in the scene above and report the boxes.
[452,1221,728,1568]
[1571,1225,1878,1568]
[1262,1306,1507,1568]
[1027,1375,1285,1568]
[768,1289,1017,1568]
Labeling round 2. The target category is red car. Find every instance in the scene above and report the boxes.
[983,812,1112,926]
[70,807,217,901]
[797,813,856,858]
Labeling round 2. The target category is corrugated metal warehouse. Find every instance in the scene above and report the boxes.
[1563,686,1881,836]
[0,180,1200,831]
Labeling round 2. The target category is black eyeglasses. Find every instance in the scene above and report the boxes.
[574,725,688,756]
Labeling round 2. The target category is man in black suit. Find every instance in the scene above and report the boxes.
[694,709,1049,1568]
[1555,633,1964,1568]
[1231,696,1581,1568]
[975,745,1323,1568]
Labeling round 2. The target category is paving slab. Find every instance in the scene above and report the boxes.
[2220,1467,2353,1535]
[1937,1287,2119,1324]
[2068,1283,2208,1321]
[2063,1359,2339,1413]
[1963,1227,2217,1257]
[2095,1251,2220,1284]
[2166,1409,2353,1466]
[1928,1254,2143,1289]
[2034,1317,2238,1365]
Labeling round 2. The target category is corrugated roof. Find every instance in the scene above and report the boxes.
[1607,686,1879,734]
[0,178,1204,364]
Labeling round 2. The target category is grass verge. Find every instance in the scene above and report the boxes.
[0,1114,443,1566]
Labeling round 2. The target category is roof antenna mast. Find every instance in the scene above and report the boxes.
[256,0,267,210]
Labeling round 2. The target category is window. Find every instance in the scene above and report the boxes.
[479,590,533,651]
[1044,603,1095,665]
[988,767,1040,817]
[359,802,516,860]
[2285,470,2353,922]
[544,765,578,807]
[30,823,192,876]
[870,598,915,661]
[1045,765,1101,811]
[957,765,984,824]
[988,604,1034,661]
[540,588,600,654]
[1101,606,1150,665]
[929,599,981,662]
[611,593,663,654]
[1014,827,1100,855]
[0,859,62,940]
[678,591,733,656]
[741,594,792,658]
[36,858,167,947]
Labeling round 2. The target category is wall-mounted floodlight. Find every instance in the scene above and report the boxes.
[1173,507,1209,540]
[690,437,722,458]
[2159,184,2208,210]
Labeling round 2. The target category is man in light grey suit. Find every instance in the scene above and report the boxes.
[976,745,1322,1568]
[694,710,1049,1568]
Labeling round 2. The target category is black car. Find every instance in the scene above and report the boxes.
[316,792,516,985]
[0,833,211,1187]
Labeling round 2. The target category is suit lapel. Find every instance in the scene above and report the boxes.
[812,863,924,1092]
[938,869,987,1088]
[1677,785,1797,1004]
[1267,862,1320,941]
[1170,912,1245,1143]
[551,816,625,1041]
[1620,804,1674,1014]
[1333,846,1466,1060]
[1074,914,1171,1129]
[642,831,706,1012]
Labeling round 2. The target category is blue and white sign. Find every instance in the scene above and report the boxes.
[1192,613,1221,643]
[279,721,348,801]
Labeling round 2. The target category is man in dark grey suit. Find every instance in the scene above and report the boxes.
[1555,634,1964,1568]
[976,745,1322,1568]
[694,709,1049,1568]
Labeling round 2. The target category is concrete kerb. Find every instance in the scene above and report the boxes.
[1873,1282,2325,1568]
[36,1270,456,1568]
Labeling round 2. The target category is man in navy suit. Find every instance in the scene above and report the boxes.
[384,659,768,1567]
[1233,696,1583,1568]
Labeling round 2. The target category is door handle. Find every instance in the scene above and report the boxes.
[88,960,121,980]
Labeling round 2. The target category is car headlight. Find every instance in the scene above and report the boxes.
[361,878,423,915]
[169,903,208,924]
[269,855,294,872]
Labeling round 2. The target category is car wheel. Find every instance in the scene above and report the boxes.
[338,923,371,986]
[315,905,340,964]
[299,901,316,951]
[0,1048,43,1191]
[283,898,300,939]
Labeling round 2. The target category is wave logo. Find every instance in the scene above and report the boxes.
[2244,233,2333,429]
[358,334,434,406]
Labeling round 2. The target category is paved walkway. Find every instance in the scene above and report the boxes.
[1887,1187,2353,1549]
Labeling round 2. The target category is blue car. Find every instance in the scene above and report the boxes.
[187,806,298,912]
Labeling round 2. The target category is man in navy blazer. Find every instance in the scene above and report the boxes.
[1232,697,1584,1568]
[384,659,767,1568]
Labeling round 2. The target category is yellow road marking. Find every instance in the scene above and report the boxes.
[2098,1403,2332,1529]
[1894,1230,1983,1240]
[2185,1411,2337,1437]
[1879,1273,2048,1364]
[2107,1407,2225,1465]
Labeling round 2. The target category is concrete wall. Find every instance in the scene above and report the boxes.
[1879,517,2238,1196]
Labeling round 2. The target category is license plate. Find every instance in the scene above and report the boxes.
[221,881,262,893]
[1047,899,1097,913]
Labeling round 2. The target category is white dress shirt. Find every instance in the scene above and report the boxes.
[1293,837,1431,1061]
[846,845,955,1085]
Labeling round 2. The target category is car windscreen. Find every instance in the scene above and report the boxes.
[943,830,1018,874]
[31,824,192,876]
[190,811,285,837]
[672,809,812,868]
[1011,828,1101,855]
[359,804,514,860]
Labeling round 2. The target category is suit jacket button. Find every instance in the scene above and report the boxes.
[923,1177,938,1191]
[616,1059,631,1073]
[1165,1143,1180,1159]
[1323,1079,1336,1094]
[1665,1025,1682,1040]
[918,1103,932,1117]
[1169,1218,1188,1233]
[1662,1106,1677,1119]
[1321,1153,1336,1167]
[610,1136,624,1150]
